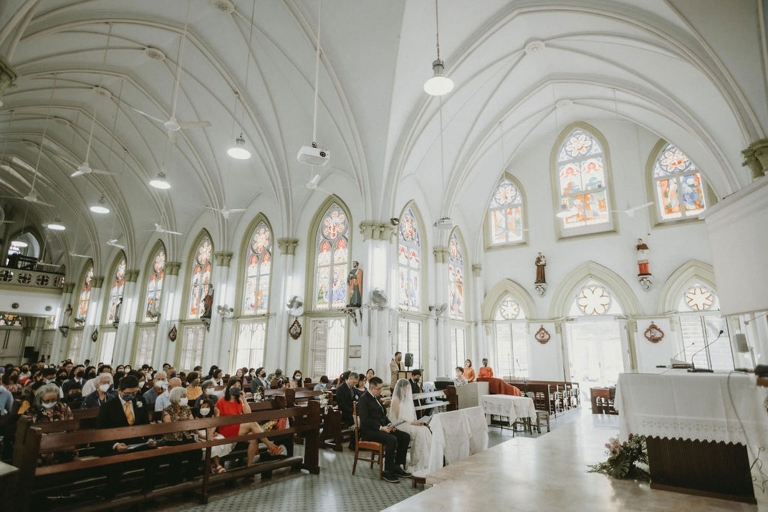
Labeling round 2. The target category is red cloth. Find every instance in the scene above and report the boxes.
[478,377,522,396]
[215,397,243,438]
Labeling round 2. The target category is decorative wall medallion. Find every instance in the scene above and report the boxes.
[91,329,99,342]
[11,302,19,309]
[644,322,664,343]
[289,318,302,340]
[169,325,178,342]
[45,306,52,312]
[535,325,551,344]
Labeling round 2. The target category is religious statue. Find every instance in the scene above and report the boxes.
[535,252,547,283]
[202,286,214,319]
[636,239,650,276]
[347,261,363,308]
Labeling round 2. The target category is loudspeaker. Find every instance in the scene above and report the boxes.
[734,333,749,353]
[23,346,36,357]
[404,353,413,368]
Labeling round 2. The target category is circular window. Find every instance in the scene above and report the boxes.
[498,299,520,320]
[577,285,611,315]
[685,286,713,311]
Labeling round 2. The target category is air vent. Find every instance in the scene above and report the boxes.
[211,0,235,13]
[144,47,166,61]
[524,40,546,55]
[92,86,112,99]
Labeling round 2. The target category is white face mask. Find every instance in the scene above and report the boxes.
[158,380,168,389]
[99,384,111,392]
[179,398,189,406]
[42,401,57,409]
[207,389,216,395]
[199,408,211,416]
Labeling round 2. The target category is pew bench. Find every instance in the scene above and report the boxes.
[12,402,321,512]
[413,390,449,414]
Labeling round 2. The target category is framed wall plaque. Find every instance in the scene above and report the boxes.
[349,345,362,358]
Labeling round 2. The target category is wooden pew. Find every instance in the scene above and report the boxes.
[12,401,321,511]
[413,390,449,414]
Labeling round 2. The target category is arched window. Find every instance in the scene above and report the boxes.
[106,255,126,323]
[143,245,166,321]
[188,235,213,319]
[675,283,732,371]
[556,127,611,231]
[448,232,465,320]
[77,264,94,321]
[314,203,349,310]
[494,296,528,378]
[653,143,707,221]
[488,176,525,246]
[243,221,272,315]
[398,206,421,312]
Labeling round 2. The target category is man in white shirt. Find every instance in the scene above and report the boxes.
[155,377,181,412]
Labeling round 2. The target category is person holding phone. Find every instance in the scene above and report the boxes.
[214,378,285,470]
[357,376,411,483]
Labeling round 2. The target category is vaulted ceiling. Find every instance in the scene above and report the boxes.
[0,0,764,274]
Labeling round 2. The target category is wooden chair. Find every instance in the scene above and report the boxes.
[351,402,383,479]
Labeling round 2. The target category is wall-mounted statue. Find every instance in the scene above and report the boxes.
[347,261,363,308]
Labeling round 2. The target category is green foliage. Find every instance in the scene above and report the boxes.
[588,434,650,481]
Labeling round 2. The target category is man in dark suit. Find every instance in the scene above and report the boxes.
[357,376,411,483]
[336,372,358,427]
[97,375,157,496]
[409,369,430,417]
[249,367,271,394]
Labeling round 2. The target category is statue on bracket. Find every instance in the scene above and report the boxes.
[636,238,653,291]
[201,286,214,319]
[347,261,363,308]
[534,252,547,297]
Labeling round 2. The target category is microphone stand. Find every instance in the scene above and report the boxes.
[516,359,528,394]
[687,330,724,373]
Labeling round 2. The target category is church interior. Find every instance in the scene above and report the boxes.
[1,0,768,510]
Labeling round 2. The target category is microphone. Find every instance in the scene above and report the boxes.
[516,359,528,392]
[687,330,724,373]
[670,342,695,362]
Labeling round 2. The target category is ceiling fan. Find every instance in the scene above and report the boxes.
[70,252,92,258]
[150,223,182,236]
[130,3,210,144]
[205,205,246,220]
[106,238,125,249]
[610,202,653,218]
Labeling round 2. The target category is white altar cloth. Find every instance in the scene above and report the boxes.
[480,394,536,426]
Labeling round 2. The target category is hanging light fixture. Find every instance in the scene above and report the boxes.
[13,239,28,248]
[47,216,66,231]
[424,0,454,96]
[90,196,110,214]
[227,132,251,160]
[149,171,171,189]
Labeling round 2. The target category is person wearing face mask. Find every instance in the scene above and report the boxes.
[290,370,304,389]
[194,380,217,409]
[63,367,85,395]
[161,387,200,484]
[155,377,182,412]
[142,371,168,408]
[215,378,286,473]
[211,369,225,387]
[193,397,231,474]
[249,367,270,394]
[81,373,117,409]
[97,375,158,497]
[26,384,77,463]
[63,381,84,406]
[185,371,203,401]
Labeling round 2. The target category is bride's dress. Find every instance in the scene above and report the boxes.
[389,379,433,477]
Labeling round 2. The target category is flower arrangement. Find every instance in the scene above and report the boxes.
[588,434,650,481]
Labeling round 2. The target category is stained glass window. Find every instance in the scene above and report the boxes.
[188,235,213,318]
[557,128,610,229]
[314,203,349,310]
[106,256,126,323]
[448,232,465,320]
[144,246,166,321]
[653,143,706,220]
[398,207,421,311]
[243,222,272,315]
[77,265,94,321]
[489,177,524,245]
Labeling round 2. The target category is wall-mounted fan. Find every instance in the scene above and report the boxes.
[429,303,448,317]
[370,288,388,309]
[287,296,304,316]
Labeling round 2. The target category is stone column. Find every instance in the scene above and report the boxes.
[114,269,139,364]
[359,221,395,376]
[50,282,75,363]
[275,238,299,371]
[433,246,450,377]
[82,276,105,363]
[211,252,233,370]
[472,264,486,365]
[742,140,768,180]
[155,262,181,368]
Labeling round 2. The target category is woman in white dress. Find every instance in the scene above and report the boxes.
[388,378,432,477]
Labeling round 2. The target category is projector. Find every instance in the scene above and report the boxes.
[434,217,453,230]
[297,145,330,166]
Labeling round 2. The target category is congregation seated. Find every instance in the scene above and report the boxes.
[81,372,117,408]
[161,386,200,484]
[314,375,332,391]
[478,376,522,396]
[250,367,271,393]
[336,372,359,427]
[155,377,183,411]
[454,367,469,387]
[142,371,168,408]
